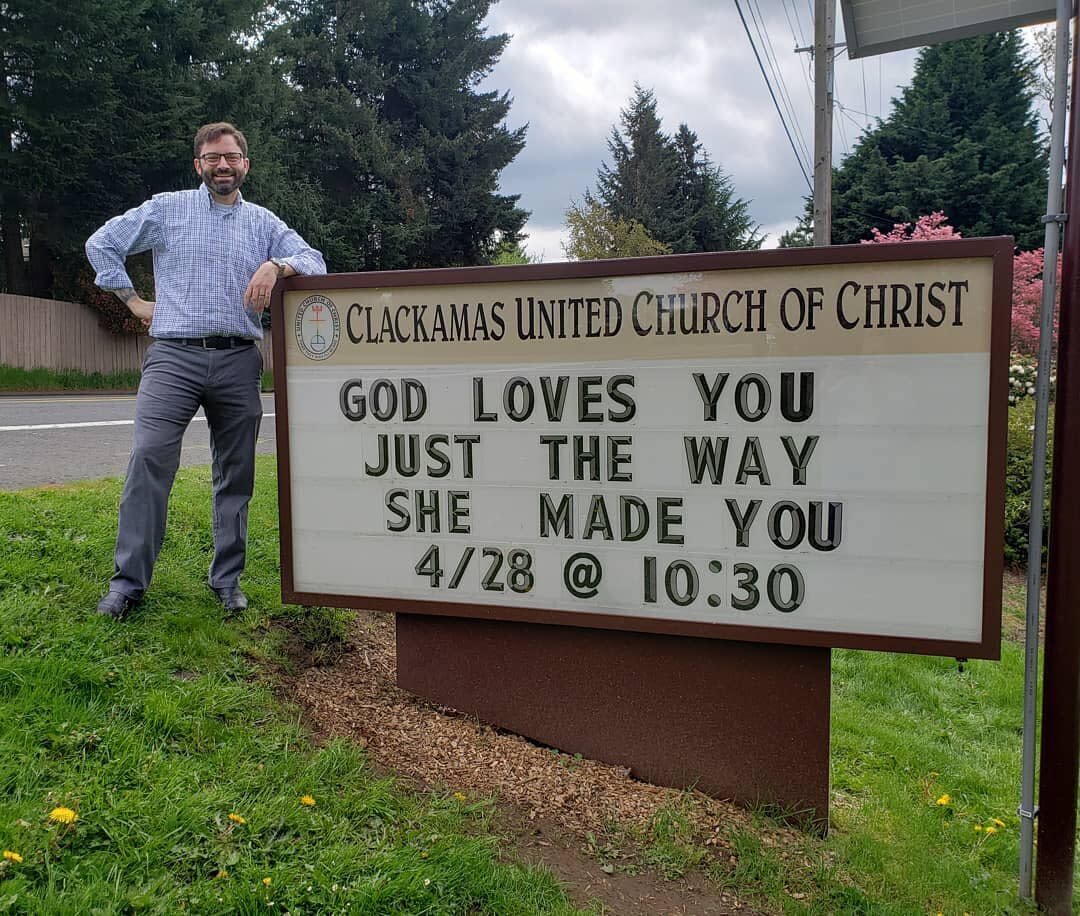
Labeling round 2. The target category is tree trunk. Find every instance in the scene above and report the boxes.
[1,210,27,294]
[27,209,56,299]
[0,46,28,294]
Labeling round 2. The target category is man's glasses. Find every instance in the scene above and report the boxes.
[199,152,244,165]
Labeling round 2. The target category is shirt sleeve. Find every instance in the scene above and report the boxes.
[85,196,166,290]
[267,215,327,277]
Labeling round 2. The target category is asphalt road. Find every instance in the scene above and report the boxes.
[0,392,278,490]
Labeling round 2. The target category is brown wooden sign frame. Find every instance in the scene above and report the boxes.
[271,238,1013,660]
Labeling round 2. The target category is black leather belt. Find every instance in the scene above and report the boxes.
[172,337,255,349]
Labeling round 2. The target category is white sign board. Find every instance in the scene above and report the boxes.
[274,241,1010,657]
[841,0,1058,59]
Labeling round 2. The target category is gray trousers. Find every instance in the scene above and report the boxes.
[110,340,263,598]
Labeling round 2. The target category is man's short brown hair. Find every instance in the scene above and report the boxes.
[194,122,248,158]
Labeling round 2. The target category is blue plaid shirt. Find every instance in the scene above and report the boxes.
[86,188,326,339]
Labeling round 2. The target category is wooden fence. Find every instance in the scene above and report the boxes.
[0,294,274,375]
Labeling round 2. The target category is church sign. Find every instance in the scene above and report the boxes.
[273,239,1010,659]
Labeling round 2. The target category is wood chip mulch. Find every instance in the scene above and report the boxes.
[282,611,815,914]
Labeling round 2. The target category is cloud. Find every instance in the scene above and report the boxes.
[519,224,569,263]
[482,0,920,260]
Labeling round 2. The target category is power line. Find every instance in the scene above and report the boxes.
[836,103,867,133]
[734,0,812,187]
[781,0,812,105]
[746,0,813,166]
[836,102,878,121]
[787,0,808,47]
[734,0,813,190]
[861,59,869,117]
[878,57,883,119]
[781,0,815,109]
[834,99,850,158]
[781,0,805,47]
[752,0,812,130]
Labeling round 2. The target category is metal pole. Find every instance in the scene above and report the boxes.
[813,0,835,246]
[1020,3,1071,901]
[1036,10,1080,911]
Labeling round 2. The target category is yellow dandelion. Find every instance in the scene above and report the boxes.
[453,792,466,803]
[985,827,997,835]
[48,807,78,825]
[935,794,950,806]
[227,813,246,825]
[299,795,316,807]
[974,824,983,832]
[262,877,272,887]
[2,850,23,864]
[216,869,228,879]
[421,851,429,859]
[993,818,1006,828]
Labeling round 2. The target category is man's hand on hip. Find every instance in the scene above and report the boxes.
[113,288,155,328]
[128,297,156,328]
[243,262,280,314]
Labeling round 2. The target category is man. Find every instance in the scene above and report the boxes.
[86,122,326,618]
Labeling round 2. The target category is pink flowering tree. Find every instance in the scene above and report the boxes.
[1010,248,1061,358]
[862,211,1060,360]
[861,211,962,244]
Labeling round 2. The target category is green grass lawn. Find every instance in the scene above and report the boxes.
[0,459,1071,914]
[828,648,1031,914]
[0,365,274,392]
[0,462,581,914]
[0,365,142,392]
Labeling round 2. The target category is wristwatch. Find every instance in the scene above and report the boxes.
[270,257,289,278]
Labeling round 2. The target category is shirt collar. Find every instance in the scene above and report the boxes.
[203,187,245,210]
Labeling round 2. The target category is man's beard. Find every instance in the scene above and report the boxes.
[203,168,246,196]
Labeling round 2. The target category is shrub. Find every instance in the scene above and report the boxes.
[51,255,156,336]
[1004,399,1053,569]
[1008,354,1056,406]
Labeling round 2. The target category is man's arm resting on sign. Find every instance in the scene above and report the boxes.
[243,260,294,313]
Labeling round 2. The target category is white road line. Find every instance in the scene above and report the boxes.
[0,413,275,433]
[0,396,139,405]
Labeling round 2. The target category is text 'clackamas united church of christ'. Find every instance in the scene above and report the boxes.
[341,279,972,345]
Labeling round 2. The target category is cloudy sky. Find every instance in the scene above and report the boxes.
[479,1,924,259]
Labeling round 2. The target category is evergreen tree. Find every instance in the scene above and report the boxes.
[272,0,527,272]
[596,86,760,253]
[831,32,1048,248]
[491,241,535,265]
[778,199,813,248]
[0,0,270,300]
[597,85,685,248]
[672,125,762,251]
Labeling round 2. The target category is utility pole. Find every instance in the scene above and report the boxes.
[1020,1,1070,902]
[1036,13,1080,908]
[813,0,835,246]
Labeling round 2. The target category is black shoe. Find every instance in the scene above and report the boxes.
[96,591,138,620]
[210,585,248,614]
